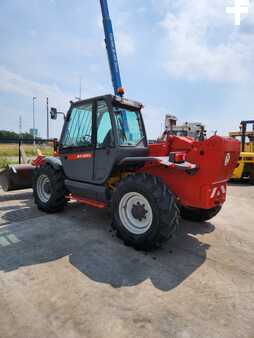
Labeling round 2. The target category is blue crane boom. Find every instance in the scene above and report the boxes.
[99,0,124,97]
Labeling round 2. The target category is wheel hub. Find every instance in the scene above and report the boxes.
[36,174,52,203]
[44,182,51,194]
[119,192,153,235]
[131,202,148,221]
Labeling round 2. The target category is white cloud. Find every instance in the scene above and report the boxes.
[0,66,70,110]
[96,8,135,58]
[0,66,110,137]
[158,0,254,82]
[99,30,135,58]
[0,66,73,137]
[117,31,135,56]
[142,104,168,139]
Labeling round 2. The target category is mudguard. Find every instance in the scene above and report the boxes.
[119,156,196,172]
[43,156,62,170]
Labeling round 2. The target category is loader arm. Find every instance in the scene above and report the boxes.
[100,0,124,96]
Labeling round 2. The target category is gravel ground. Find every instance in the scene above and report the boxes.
[0,183,253,338]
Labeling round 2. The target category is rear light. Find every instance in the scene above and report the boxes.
[169,152,186,164]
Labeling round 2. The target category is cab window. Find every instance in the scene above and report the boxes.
[96,100,114,148]
[62,103,93,148]
[113,106,144,146]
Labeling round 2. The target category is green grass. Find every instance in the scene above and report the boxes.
[0,158,18,169]
[0,143,53,169]
[0,143,53,157]
[0,158,8,168]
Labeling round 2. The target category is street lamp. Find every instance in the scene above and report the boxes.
[75,76,83,101]
[32,96,37,146]
[46,97,49,140]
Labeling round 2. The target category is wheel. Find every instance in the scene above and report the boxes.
[112,173,180,250]
[180,205,222,222]
[33,164,67,213]
[249,169,254,185]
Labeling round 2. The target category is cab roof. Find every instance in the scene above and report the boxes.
[70,94,143,110]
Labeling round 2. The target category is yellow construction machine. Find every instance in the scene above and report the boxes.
[229,120,254,184]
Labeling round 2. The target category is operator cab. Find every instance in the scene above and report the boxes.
[57,95,148,184]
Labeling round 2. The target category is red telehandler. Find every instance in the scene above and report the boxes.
[3,0,240,250]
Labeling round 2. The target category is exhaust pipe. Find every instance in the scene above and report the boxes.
[0,164,35,192]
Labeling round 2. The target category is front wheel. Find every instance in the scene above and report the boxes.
[180,205,222,222]
[112,173,180,250]
[33,164,67,213]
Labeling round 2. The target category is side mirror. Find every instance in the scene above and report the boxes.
[50,107,66,120]
[50,107,58,120]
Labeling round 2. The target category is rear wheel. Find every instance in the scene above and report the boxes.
[249,169,254,185]
[33,164,67,213]
[112,173,180,250]
[180,205,222,222]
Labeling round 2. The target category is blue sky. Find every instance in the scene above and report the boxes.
[0,0,253,139]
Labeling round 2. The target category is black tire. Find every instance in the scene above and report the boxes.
[33,164,67,213]
[112,173,180,250]
[180,205,222,222]
[249,170,254,185]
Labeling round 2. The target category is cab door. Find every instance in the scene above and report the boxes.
[93,99,117,183]
[60,101,95,182]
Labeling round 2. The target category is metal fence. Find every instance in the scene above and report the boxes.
[0,138,54,144]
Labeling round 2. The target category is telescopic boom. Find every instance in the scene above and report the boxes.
[99,0,124,96]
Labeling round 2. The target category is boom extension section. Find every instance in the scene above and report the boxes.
[100,0,124,96]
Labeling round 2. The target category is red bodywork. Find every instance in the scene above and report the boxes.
[140,135,240,210]
[68,194,107,209]
[32,135,240,211]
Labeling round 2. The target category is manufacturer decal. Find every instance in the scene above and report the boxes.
[67,153,93,160]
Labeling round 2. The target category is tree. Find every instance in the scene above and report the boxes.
[0,130,41,143]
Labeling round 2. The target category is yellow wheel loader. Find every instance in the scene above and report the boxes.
[230,120,254,184]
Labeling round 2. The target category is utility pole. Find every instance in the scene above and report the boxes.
[32,96,37,146]
[75,76,83,101]
[46,97,49,139]
[19,115,22,136]
[79,76,82,100]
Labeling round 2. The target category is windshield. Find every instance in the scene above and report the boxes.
[61,103,93,148]
[113,105,145,146]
